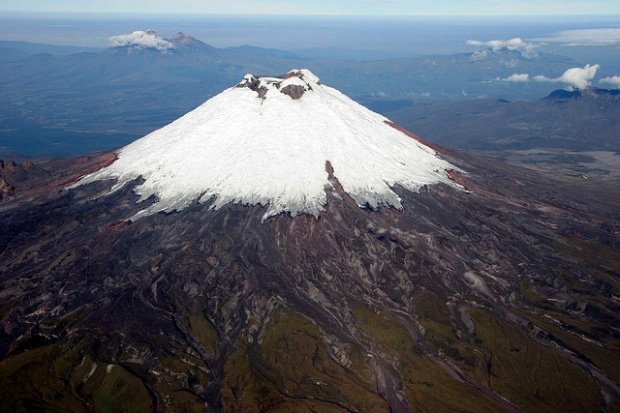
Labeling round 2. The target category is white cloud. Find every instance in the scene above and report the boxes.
[109,30,175,51]
[600,75,620,89]
[533,64,600,90]
[466,37,537,58]
[497,73,530,82]
[538,28,620,46]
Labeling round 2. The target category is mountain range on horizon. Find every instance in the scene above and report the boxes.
[3,29,618,159]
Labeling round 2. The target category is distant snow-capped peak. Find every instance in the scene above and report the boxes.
[76,69,461,221]
[467,38,538,60]
[109,30,175,52]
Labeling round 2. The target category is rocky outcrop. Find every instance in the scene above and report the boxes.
[0,160,19,200]
[238,71,313,100]
[281,84,306,99]
[0,176,14,200]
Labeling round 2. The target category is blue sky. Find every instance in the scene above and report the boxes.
[2,0,620,16]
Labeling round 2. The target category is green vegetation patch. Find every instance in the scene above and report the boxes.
[412,291,481,367]
[469,308,603,412]
[0,344,85,413]
[188,312,219,354]
[0,341,153,413]
[223,307,388,412]
[90,364,152,413]
[521,308,620,387]
[351,301,501,413]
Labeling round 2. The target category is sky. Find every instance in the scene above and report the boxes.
[2,0,620,16]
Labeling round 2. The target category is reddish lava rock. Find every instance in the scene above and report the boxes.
[384,120,442,151]
[58,152,118,187]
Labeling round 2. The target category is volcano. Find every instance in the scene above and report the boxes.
[77,69,458,220]
[1,70,619,413]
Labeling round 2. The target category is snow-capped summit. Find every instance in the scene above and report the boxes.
[467,38,538,60]
[109,30,175,52]
[237,69,321,100]
[77,69,460,220]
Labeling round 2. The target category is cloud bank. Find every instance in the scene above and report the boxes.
[467,37,537,58]
[497,73,530,82]
[109,30,175,51]
[600,76,620,89]
[497,65,602,90]
[533,64,600,90]
[538,28,620,46]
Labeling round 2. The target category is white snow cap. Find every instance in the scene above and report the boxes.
[109,30,175,51]
[77,69,460,221]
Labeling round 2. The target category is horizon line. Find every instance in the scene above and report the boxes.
[2,10,620,18]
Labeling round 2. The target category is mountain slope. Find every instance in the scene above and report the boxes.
[1,73,619,413]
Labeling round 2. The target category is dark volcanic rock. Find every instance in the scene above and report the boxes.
[0,159,40,200]
[0,176,14,200]
[281,84,306,99]
[0,148,619,412]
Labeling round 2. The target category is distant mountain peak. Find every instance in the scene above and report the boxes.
[107,30,217,54]
[172,32,193,43]
[470,47,536,64]
[74,69,460,221]
[467,38,538,61]
[108,30,175,53]
[543,86,620,101]
[169,32,214,50]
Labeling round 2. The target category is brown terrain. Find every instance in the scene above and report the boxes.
[0,141,619,412]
